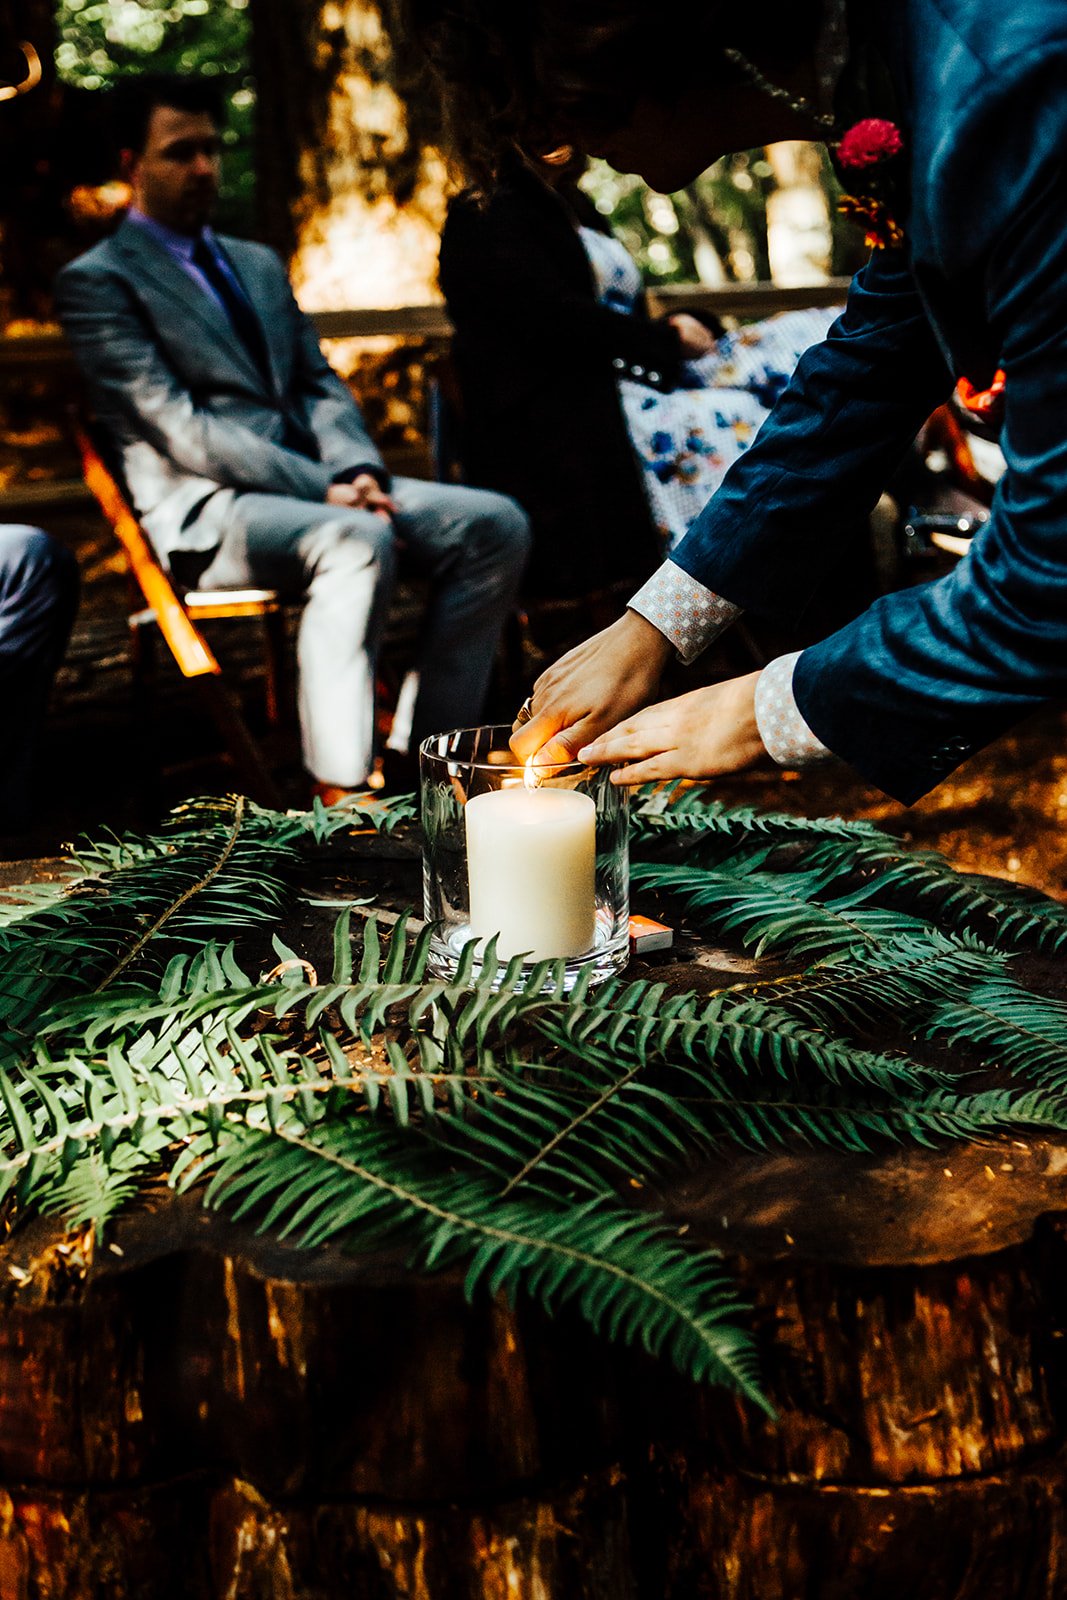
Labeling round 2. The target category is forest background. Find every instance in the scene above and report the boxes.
[0,0,862,494]
[2,0,862,320]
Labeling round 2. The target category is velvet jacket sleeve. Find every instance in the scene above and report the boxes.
[795,108,1067,801]
[665,248,953,618]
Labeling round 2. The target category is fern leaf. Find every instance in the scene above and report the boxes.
[200,1116,769,1409]
[761,933,1004,1036]
[631,859,927,959]
[632,785,892,850]
[928,979,1067,1089]
[633,786,1067,956]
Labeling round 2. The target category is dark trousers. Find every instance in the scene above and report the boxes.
[0,526,79,831]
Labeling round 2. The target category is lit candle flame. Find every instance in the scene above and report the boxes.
[523,756,539,792]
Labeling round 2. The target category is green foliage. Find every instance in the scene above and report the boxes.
[581,152,783,286]
[928,980,1067,1092]
[580,147,861,287]
[632,785,1067,953]
[203,1118,766,1404]
[0,791,410,1057]
[3,782,1067,1409]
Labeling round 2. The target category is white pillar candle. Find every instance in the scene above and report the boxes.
[465,786,597,961]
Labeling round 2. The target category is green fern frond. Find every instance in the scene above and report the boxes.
[0,788,415,1020]
[794,840,1067,955]
[633,787,1067,955]
[1,1020,502,1222]
[440,1038,1059,1201]
[0,870,84,928]
[197,1115,769,1409]
[7,785,1067,1409]
[40,912,571,1084]
[927,979,1067,1089]
[760,933,1004,1037]
[662,1082,1067,1152]
[632,785,892,850]
[26,1141,163,1229]
[0,800,298,1050]
[631,858,928,959]
[538,978,951,1097]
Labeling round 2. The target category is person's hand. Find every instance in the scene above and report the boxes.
[669,312,717,358]
[511,609,673,765]
[326,473,398,519]
[577,671,770,785]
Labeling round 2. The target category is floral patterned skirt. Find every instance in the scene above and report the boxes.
[621,307,838,551]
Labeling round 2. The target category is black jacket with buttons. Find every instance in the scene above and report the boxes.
[439,161,682,598]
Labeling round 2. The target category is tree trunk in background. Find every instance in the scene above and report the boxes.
[249,0,448,463]
[679,186,735,285]
[763,141,832,286]
[0,0,59,324]
[247,0,325,262]
[249,0,446,305]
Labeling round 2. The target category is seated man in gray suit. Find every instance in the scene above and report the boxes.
[56,74,530,799]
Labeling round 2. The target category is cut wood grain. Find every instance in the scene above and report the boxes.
[2,825,1067,1598]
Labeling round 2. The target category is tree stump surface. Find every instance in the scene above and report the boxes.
[2,827,1067,1599]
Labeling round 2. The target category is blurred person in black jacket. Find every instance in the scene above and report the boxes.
[439,155,832,599]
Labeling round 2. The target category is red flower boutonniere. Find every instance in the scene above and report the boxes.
[834,118,906,250]
[837,118,903,169]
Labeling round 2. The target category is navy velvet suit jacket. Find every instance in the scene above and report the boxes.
[669,0,1067,802]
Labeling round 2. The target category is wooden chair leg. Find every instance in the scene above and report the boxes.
[128,614,155,711]
[261,608,288,728]
[196,674,284,808]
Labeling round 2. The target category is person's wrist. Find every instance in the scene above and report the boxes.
[623,606,674,668]
[730,671,768,768]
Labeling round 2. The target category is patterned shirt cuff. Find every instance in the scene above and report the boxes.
[628,562,742,665]
[754,651,834,768]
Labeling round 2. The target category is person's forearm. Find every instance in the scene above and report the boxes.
[666,252,952,618]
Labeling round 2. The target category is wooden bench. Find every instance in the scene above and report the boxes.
[74,419,287,808]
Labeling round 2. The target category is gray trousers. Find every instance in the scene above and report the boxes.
[0,526,79,830]
[195,477,530,786]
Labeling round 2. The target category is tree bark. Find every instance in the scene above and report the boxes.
[247,0,327,261]
[249,0,446,295]
[762,140,832,285]
[3,836,1067,1597]
[248,0,447,463]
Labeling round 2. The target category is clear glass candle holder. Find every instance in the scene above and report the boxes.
[420,726,629,991]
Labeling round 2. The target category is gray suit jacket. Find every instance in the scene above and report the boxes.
[55,218,386,565]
